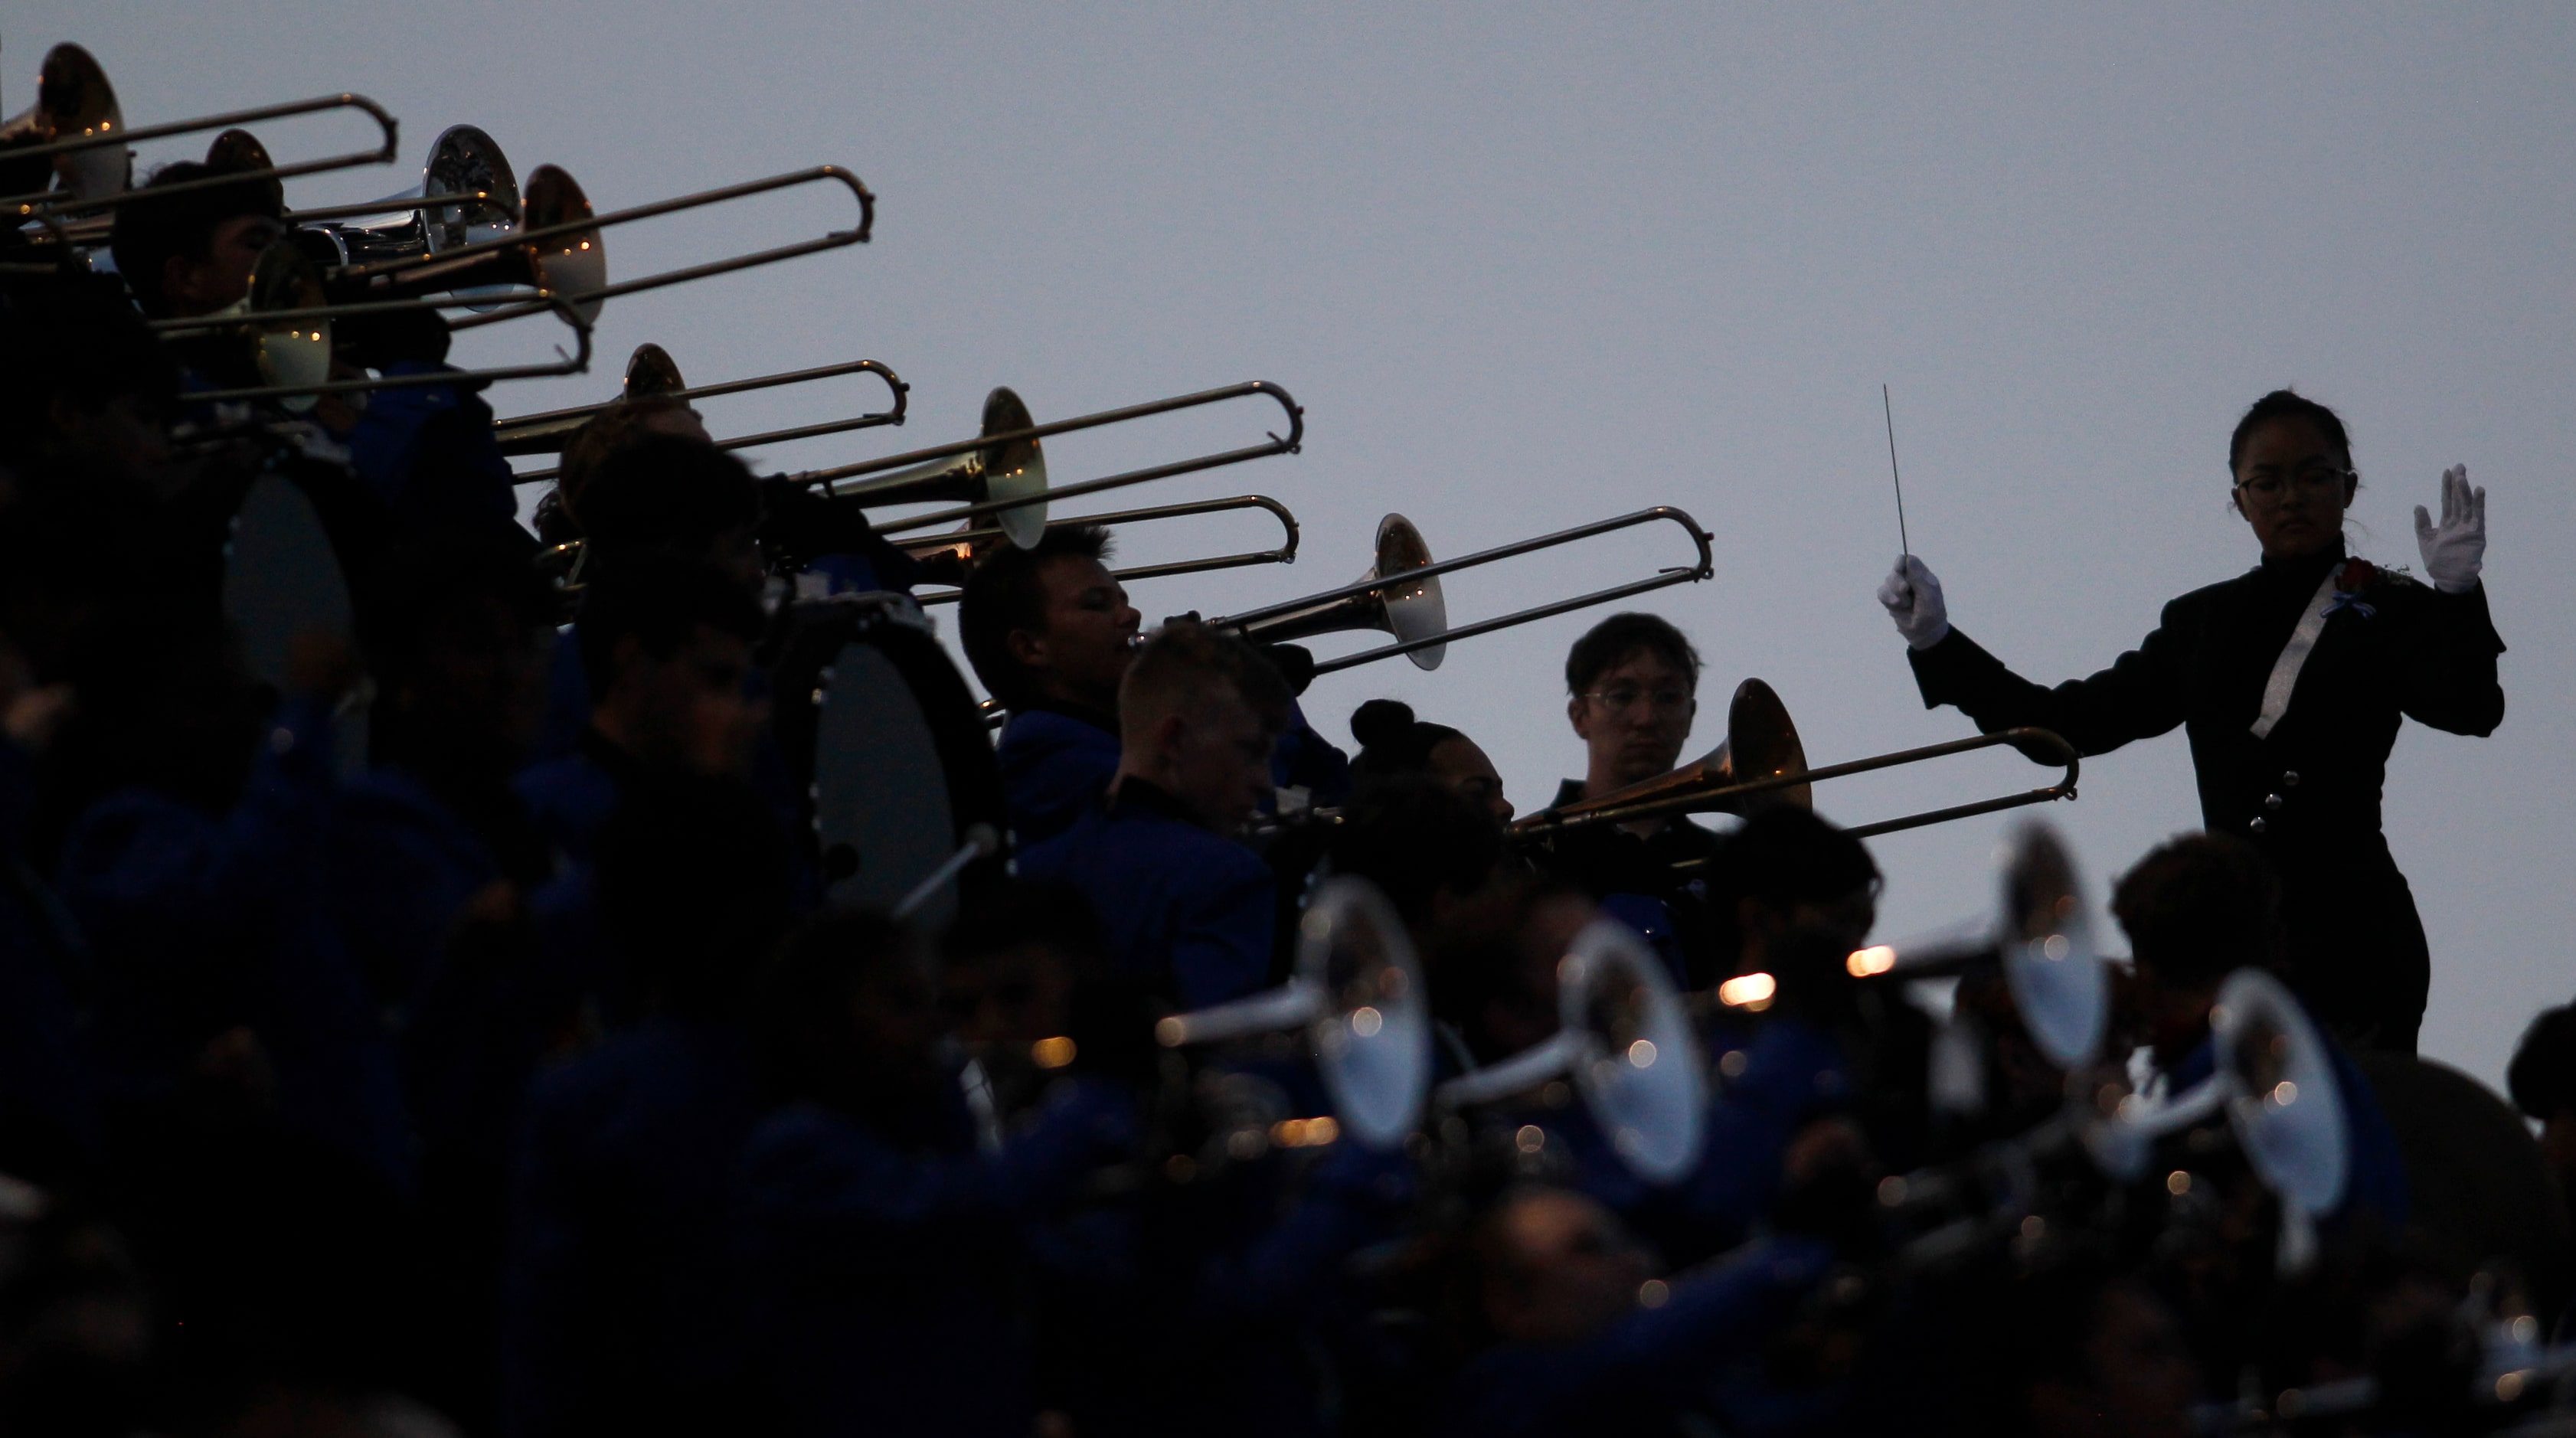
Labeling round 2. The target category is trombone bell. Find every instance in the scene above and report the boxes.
[837,387,1051,550]
[1235,514,1448,670]
[0,44,126,204]
[1514,678,1810,836]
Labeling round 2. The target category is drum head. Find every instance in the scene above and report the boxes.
[773,598,1002,923]
[222,472,366,770]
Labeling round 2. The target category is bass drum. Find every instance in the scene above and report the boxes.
[771,595,1005,926]
[220,463,378,775]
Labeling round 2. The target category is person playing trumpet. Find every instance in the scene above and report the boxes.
[1878,390,2502,1052]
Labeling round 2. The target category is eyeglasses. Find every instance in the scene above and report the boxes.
[2233,465,2353,506]
[1579,685,1692,714]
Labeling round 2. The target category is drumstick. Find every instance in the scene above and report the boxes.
[1882,384,1911,559]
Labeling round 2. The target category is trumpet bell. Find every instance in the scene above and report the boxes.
[1561,919,1705,1183]
[2213,969,2349,1218]
[1299,877,1432,1150]
[624,342,686,397]
[1996,822,2106,1070]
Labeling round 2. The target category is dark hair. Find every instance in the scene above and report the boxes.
[573,553,767,694]
[2110,834,2283,989]
[1348,698,1467,783]
[2508,1005,2576,1122]
[597,776,793,1020]
[752,907,918,1113]
[0,271,179,453]
[1121,619,1293,736]
[1563,612,1701,697]
[2228,390,2353,476]
[940,878,1107,979]
[106,161,283,318]
[1327,775,1506,925]
[365,529,555,682]
[554,397,697,525]
[575,433,760,566]
[1715,804,1881,915]
[957,524,1114,709]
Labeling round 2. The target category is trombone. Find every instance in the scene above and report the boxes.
[1202,505,1716,678]
[2,57,397,218]
[149,240,592,405]
[1508,678,2080,843]
[495,345,909,481]
[907,494,1301,606]
[338,165,874,330]
[780,380,1306,546]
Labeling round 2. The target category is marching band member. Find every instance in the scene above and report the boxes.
[729,907,1139,1438]
[503,779,793,1438]
[2109,832,2409,1228]
[1018,623,1287,1008]
[1436,1183,1834,1437]
[1348,698,1512,826]
[1881,391,2502,1051]
[1528,613,1725,986]
[959,524,1138,847]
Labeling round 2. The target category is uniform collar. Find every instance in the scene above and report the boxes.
[1107,775,1201,826]
[2255,540,2348,591]
[1018,694,1120,735]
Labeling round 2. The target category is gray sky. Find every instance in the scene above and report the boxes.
[34,4,2574,1092]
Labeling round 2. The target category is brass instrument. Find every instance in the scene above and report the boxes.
[286,124,518,273]
[1,51,397,220]
[907,494,1300,606]
[1202,505,1715,677]
[1509,683,2077,843]
[149,239,592,404]
[495,346,909,479]
[343,165,873,330]
[783,381,1304,552]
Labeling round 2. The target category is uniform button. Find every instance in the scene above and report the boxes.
[2248,817,2267,835]
[2264,794,2283,811]
[2282,771,2300,787]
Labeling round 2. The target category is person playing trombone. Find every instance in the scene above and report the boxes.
[1878,390,2502,1053]
[1526,614,1728,988]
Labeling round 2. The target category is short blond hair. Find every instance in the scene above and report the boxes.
[1119,621,1292,744]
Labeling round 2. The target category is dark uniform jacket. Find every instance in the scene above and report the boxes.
[1906,544,2502,1050]
[1525,778,1726,989]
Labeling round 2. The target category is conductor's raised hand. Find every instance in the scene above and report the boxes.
[1876,555,1950,651]
[2413,465,2486,594]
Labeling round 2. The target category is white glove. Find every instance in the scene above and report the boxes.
[2413,465,2486,594]
[1877,555,1950,650]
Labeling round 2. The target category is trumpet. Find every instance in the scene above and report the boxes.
[495,345,909,479]
[781,381,1305,549]
[1,47,397,219]
[907,494,1300,606]
[1509,679,2079,842]
[1201,505,1715,678]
